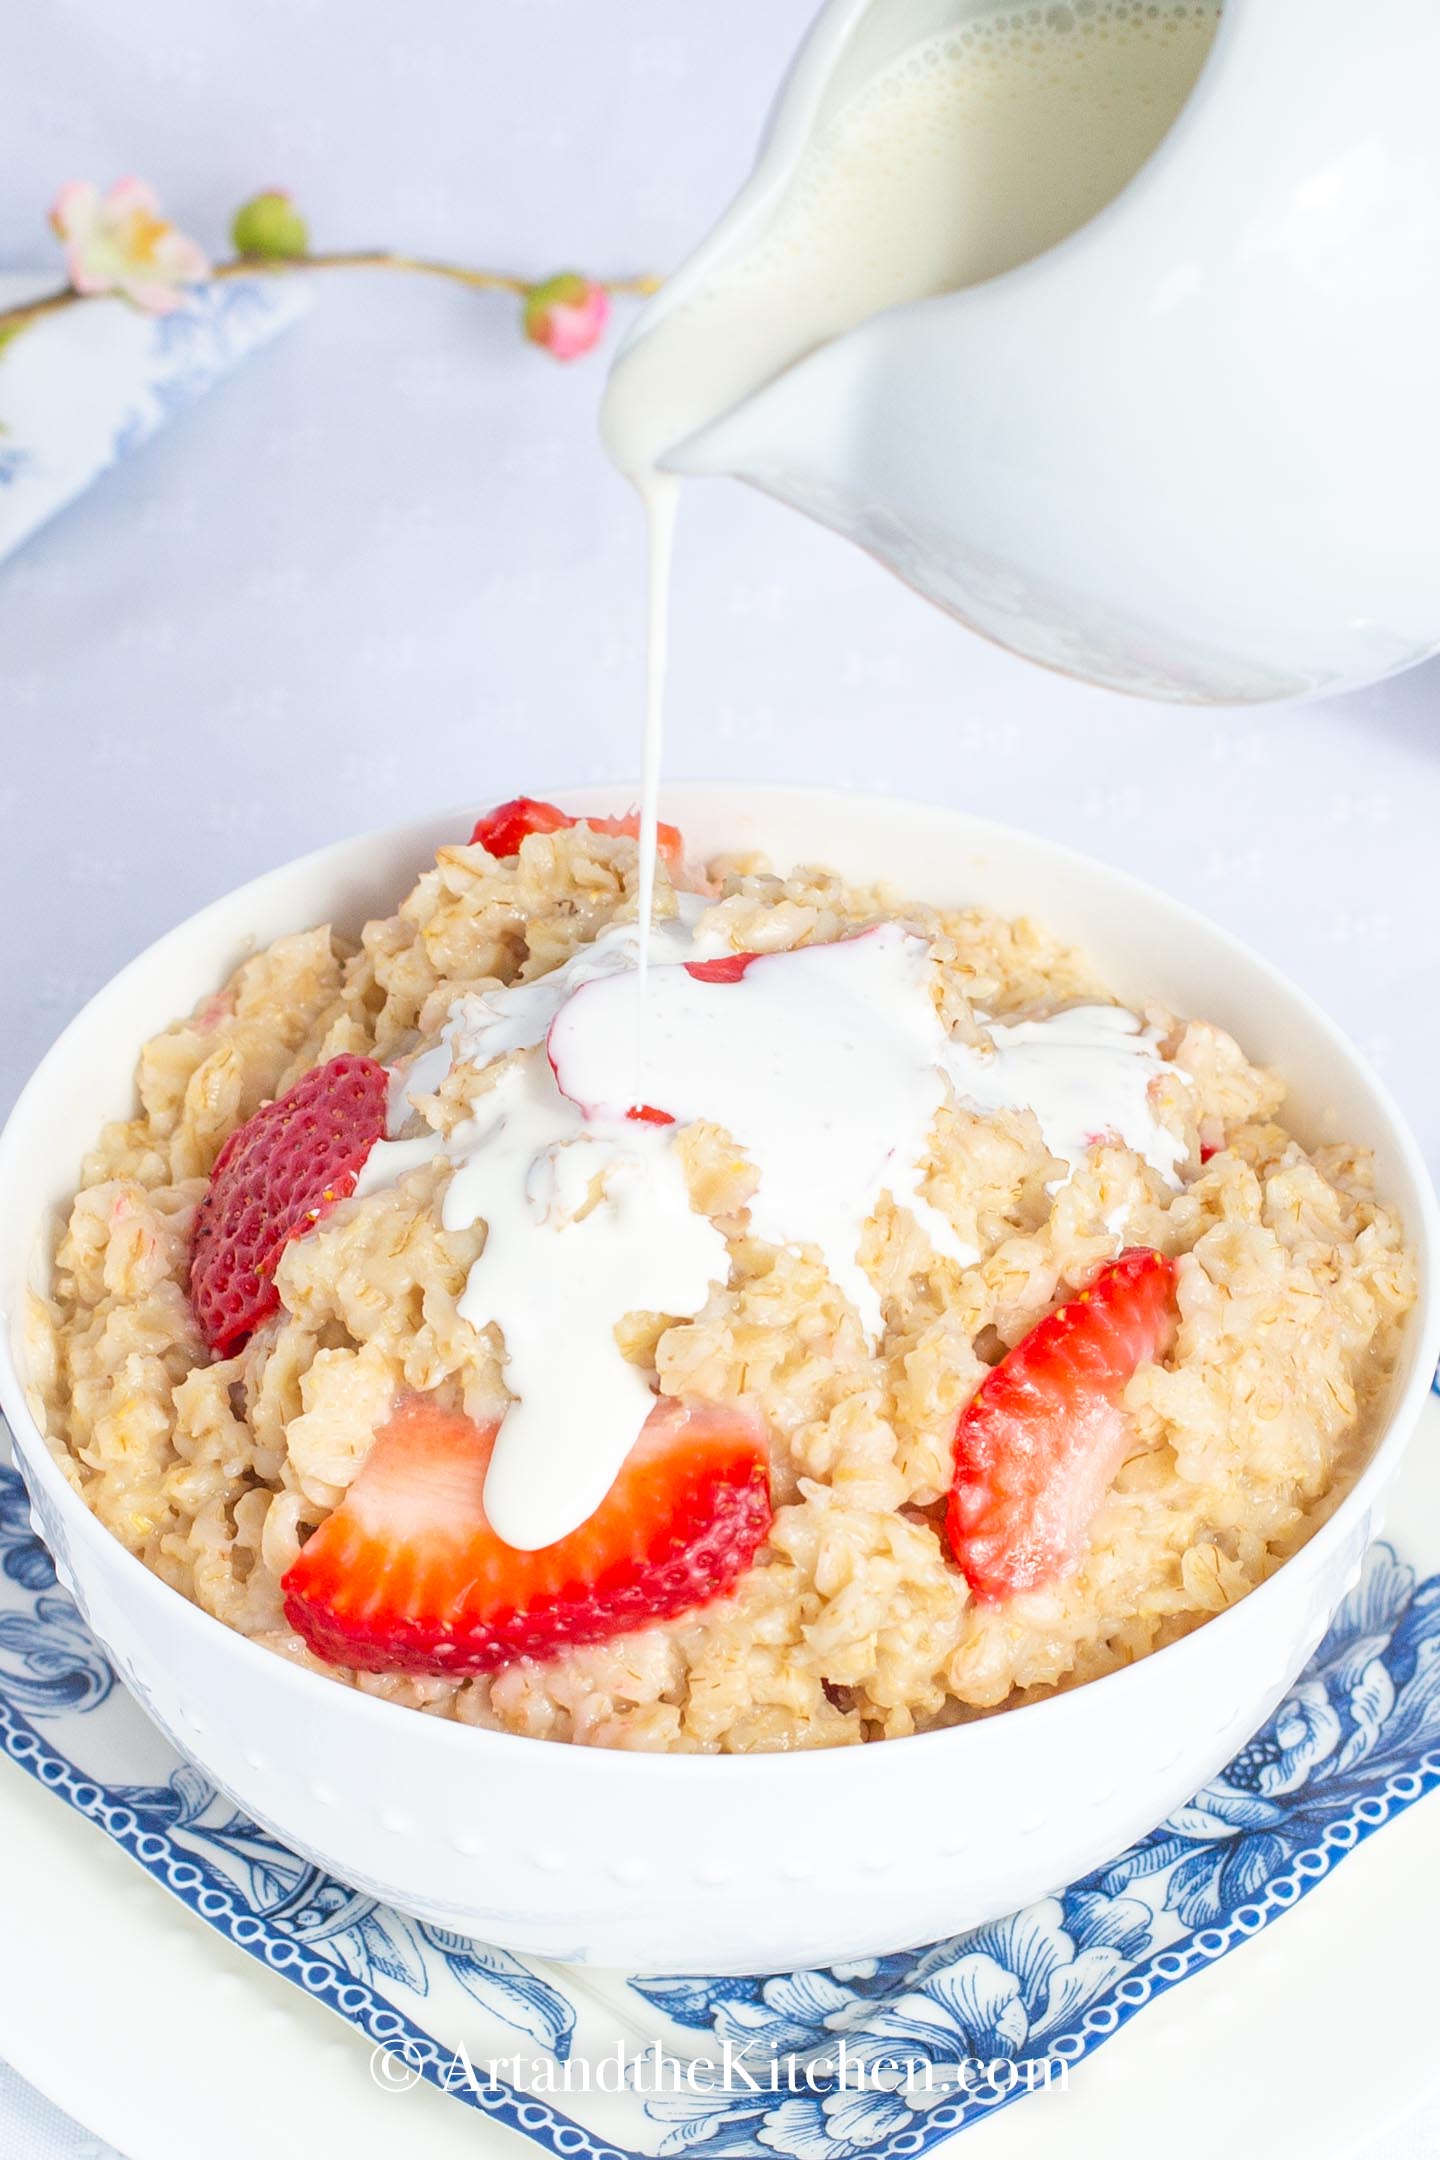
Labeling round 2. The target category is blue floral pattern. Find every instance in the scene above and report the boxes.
[2,1445,1440,2159]
[108,281,310,461]
[114,1758,576,2057]
[627,1538,1440,2151]
[0,1471,54,1590]
[0,275,310,562]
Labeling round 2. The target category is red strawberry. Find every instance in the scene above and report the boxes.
[469,796,685,871]
[468,796,572,855]
[947,1247,1177,1603]
[189,1054,388,1355]
[589,810,685,870]
[684,951,760,984]
[282,1394,772,1675]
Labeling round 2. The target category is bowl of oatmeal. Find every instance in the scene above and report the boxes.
[1,783,1435,1974]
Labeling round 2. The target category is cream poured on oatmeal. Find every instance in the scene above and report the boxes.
[362,917,1184,1551]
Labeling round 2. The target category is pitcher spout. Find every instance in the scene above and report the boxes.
[603,0,992,480]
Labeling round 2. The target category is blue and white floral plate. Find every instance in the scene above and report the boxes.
[3,1401,1440,2160]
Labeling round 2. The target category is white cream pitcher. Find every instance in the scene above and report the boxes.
[604,0,1440,704]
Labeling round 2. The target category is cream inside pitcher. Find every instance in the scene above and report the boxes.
[603,0,1440,704]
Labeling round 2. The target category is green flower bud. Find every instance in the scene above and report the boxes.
[231,190,309,262]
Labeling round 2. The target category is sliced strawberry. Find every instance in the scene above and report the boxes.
[468,796,573,855]
[469,796,685,871]
[947,1247,1177,1603]
[627,1102,676,1126]
[589,811,685,871]
[684,951,760,984]
[189,1054,388,1355]
[281,1394,772,1675]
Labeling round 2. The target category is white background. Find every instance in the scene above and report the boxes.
[1,3,1437,2153]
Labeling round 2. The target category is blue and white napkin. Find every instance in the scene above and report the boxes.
[0,272,310,560]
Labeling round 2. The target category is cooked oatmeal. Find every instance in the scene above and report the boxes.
[30,820,1417,1750]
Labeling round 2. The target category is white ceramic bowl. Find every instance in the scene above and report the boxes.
[2,784,1436,1976]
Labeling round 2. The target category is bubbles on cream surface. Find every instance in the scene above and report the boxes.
[357,922,1187,1553]
[602,0,1223,477]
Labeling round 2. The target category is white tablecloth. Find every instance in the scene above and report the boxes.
[2,3,1437,2152]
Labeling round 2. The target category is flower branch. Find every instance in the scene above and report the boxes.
[0,182,661,361]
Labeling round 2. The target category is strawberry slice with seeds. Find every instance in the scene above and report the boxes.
[470,796,685,871]
[947,1247,1178,1603]
[189,1054,388,1355]
[282,1394,772,1675]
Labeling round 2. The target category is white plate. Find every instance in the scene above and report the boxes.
[3,1396,1439,2160]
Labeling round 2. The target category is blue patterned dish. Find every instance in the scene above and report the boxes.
[4,1416,1440,2157]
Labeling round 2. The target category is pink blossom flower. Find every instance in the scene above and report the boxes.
[49,178,209,314]
[521,272,610,361]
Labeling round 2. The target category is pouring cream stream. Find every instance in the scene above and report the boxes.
[364,4,1223,1548]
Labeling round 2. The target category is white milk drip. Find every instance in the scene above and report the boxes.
[361,924,1185,1551]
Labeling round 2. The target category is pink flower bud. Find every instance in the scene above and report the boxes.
[522,272,610,362]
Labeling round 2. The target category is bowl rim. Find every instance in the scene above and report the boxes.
[2,777,1437,1780]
